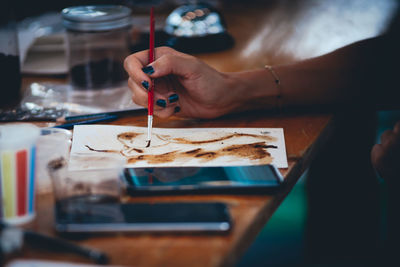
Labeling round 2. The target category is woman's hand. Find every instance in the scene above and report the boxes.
[371,121,400,181]
[124,46,248,119]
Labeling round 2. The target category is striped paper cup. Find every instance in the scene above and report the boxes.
[0,123,40,225]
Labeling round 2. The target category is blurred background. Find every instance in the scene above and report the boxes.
[12,0,219,20]
[7,0,400,266]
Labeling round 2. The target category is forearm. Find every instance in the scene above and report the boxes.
[275,37,381,108]
[226,35,395,111]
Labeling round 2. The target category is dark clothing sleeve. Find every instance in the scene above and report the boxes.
[367,8,400,110]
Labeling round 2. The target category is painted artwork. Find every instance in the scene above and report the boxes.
[69,125,288,170]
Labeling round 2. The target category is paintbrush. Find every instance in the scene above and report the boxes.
[56,108,142,123]
[0,222,108,264]
[146,7,155,148]
[53,114,118,130]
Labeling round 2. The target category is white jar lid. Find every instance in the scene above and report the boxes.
[0,123,40,150]
[62,5,132,32]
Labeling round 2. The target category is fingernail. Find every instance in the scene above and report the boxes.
[142,66,154,75]
[141,81,149,90]
[168,94,179,103]
[174,106,181,113]
[156,99,166,108]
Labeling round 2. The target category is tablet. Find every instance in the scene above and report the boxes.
[123,164,284,196]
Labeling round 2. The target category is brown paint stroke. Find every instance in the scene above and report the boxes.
[185,148,202,154]
[85,131,280,164]
[117,132,141,140]
[117,132,170,144]
[157,134,171,141]
[221,143,277,161]
[85,145,119,153]
[127,151,179,164]
[125,142,278,164]
[126,147,144,153]
[114,131,276,150]
[172,133,276,145]
[116,132,171,148]
[195,152,217,159]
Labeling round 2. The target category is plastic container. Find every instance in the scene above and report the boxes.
[62,5,132,91]
[47,155,125,218]
[0,124,40,225]
[35,128,72,194]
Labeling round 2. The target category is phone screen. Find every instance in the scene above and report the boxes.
[55,202,231,233]
[124,164,284,195]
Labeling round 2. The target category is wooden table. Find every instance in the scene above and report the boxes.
[9,0,392,265]
[20,111,331,267]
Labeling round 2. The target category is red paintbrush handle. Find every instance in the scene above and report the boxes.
[149,7,155,63]
[148,83,154,115]
[148,6,155,116]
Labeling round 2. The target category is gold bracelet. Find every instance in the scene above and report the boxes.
[265,65,283,112]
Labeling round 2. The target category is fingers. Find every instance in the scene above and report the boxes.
[372,121,400,180]
[128,77,181,116]
[147,52,198,79]
[371,143,384,171]
[153,91,181,118]
[128,78,167,111]
[128,78,147,107]
[380,129,396,146]
[380,127,400,147]
[124,52,150,88]
[153,105,178,119]
[124,47,185,85]
[125,46,205,119]
[125,47,187,114]
[393,120,400,134]
[125,47,198,86]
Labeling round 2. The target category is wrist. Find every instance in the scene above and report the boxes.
[225,68,281,111]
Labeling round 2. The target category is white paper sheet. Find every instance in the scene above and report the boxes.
[69,125,288,170]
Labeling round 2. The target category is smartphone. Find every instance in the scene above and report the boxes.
[123,164,284,196]
[55,201,232,233]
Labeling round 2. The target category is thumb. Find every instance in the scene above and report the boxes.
[146,48,200,79]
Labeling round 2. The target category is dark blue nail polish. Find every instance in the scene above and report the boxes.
[156,99,166,108]
[141,81,149,90]
[174,106,181,113]
[168,94,179,103]
[142,66,154,75]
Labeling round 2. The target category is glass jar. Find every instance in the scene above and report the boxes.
[62,5,132,91]
[0,1,21,108]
